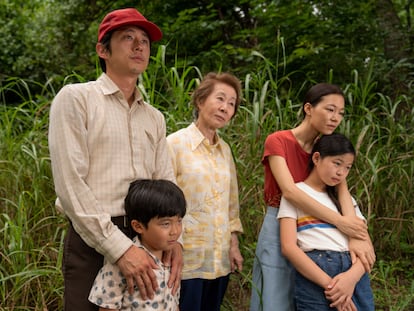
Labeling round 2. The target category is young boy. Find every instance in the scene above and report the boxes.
[89,179,186,311]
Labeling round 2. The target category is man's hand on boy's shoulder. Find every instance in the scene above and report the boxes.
[163,242,183,295]
[117,245,159,299]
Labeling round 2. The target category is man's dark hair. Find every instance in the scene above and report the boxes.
[98,31,113,73]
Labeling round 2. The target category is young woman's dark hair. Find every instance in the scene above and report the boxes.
[309,133,356,213]
[125,179,186,228]
[302,83,345,118]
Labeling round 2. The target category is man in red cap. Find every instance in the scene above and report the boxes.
[49,8,182,311]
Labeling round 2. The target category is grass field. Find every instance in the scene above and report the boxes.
[1,49,413,310]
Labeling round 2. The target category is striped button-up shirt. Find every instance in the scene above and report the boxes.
[48,73,174,263]
[167,123,243,280]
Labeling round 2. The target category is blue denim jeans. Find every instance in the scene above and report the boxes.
[295,250,375,311]
[250,207,295,311]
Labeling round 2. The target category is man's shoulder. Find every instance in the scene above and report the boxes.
[57,79,99,95]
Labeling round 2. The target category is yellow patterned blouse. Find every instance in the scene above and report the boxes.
[167,123,243,280]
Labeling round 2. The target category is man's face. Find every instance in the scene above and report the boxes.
[99,26,151,78]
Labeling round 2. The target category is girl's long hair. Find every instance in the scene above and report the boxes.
[309,133,355,213]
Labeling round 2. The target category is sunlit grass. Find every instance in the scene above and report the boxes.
[0,47,413,310]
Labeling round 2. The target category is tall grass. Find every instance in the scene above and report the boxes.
[0,47,413,310]
[0,78,66,310]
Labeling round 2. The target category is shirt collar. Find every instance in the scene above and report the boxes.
[188,122,223,152]
[98,73,144,105]
[132,236,163,266]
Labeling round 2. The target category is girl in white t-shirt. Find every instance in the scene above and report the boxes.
[278,133,374,311]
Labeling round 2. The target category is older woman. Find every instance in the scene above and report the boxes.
[167,72,244,311]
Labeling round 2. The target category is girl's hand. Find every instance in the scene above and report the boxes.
[336,300,358,311]
[324,272,357,309]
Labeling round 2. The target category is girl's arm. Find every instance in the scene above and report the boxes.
[280,217,332,287]
[280,218,357,310]
[269,155,366,238]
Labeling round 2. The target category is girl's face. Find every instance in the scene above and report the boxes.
[196,82,236,131]
[306,94,345,135]
[312,152,355,188]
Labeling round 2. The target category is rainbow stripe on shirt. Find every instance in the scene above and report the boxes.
[297,216,337,232]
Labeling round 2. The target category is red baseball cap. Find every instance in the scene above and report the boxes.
[98,8,162,42]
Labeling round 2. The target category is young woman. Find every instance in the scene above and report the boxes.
[167,72,244,311]
[250,83,375,311]
[278,133,374,310]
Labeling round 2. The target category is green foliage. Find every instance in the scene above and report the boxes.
[0,0,103,86]
[0,78,65,310]
[140,45,203,133]
[371,260,414,311]
[3,0,413,102]
[1,47,413,310]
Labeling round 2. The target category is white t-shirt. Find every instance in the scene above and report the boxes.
[278,182,365,252]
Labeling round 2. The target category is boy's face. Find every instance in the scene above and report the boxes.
[132,216,182,257]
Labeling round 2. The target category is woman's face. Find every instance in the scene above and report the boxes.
[307,94,345,135]
[196,82,237,130]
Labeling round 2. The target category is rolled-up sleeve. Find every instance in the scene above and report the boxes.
[48,84,133,263]
[48,74,174,263]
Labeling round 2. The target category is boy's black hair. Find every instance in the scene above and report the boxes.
[124,179,186,228]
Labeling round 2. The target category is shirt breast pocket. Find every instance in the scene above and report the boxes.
[135,130,157,175]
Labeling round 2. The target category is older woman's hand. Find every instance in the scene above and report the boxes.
[229,232,243,272]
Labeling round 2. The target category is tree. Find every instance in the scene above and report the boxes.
[376,0,413,98]
[1,0,413,102]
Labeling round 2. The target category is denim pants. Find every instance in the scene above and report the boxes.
[250,207,295,311]
[295,250,375,311]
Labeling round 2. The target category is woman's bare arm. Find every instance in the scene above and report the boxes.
[269,155,367,238]
[337,181,376,271]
